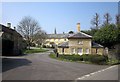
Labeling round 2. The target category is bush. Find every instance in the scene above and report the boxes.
[81,54,108,64]
[49,53,109,65]
[81,54,92,61]
[91,55,108,64]
[59,55,83,61]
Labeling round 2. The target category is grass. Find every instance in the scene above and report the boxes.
[24,48,48,54]
[49,53,120,65]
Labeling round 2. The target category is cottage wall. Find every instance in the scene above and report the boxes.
[68,38,92,55]
[91,48,104,55]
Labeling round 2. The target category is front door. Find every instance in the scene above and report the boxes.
[78,48,82,55]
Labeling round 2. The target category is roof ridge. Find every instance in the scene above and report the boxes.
[80,32,92,37]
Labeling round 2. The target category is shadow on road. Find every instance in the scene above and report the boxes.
[2,58,32,72]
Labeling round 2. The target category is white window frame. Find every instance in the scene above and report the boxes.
[78,48,83,55]
[71,48,76,54]
[78,41,83,45]
[86,48,89,54]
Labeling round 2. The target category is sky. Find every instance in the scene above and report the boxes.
[1,2,118,34]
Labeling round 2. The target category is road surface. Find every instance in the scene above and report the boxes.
[2,50,115,80]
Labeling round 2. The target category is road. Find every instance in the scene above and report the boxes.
[76,65,118,80]
[2,50,116,80]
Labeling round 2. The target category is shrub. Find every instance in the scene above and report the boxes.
[81,54,108,64]
[91,55,108,64]
[81,54,92,61]
[59,55,83,61]
[49,53,109,65]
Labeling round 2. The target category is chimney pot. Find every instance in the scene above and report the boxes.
[7,23,11,28]
[14,27,16,30]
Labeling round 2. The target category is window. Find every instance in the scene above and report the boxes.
[78,48,83,55]
[86,48,89,54]
[71,48,75,54]
[78,41,83,45]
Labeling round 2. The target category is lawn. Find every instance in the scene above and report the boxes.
[24,48,48,54]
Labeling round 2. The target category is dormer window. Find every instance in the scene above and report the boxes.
[78,41,83,45]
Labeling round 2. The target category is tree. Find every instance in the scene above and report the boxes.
[33,30,47,47]
[17,16,42,49]
[91,13,100,29]
[93,24,119,48]
[103,13,112,25]
[115,14,120,29]
[68,31,74,34]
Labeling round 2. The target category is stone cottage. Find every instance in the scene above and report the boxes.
[57,23,104,55]
[0,23,26,56]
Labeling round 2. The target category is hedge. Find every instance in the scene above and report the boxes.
[51,54,108,65]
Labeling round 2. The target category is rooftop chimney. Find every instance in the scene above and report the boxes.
[14,27,16,30]
[7,23,11,28]
[77,23,80,32]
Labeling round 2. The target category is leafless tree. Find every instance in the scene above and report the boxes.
[103,13,112,25]
[116,14,120,26]
[91,13,100,29]
[17,16,42,49]
[33,30,47,47]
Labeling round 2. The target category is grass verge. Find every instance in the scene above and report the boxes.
[24,48,48,54]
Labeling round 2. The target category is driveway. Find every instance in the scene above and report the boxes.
[2,50,109,80]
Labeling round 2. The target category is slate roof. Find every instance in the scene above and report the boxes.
[58,42,69,48]
[92,42,104,48]
[47,33,69,39]
[58,41,103,48]
[68,32,92,39]
[0,24,22,37]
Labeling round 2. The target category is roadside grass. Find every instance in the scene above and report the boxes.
[49,53,120,65]
[24,48,48,54]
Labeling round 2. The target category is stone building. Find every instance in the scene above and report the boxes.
[0,23,26,56]
[45,23,104,55]
[45,33,69,47]
[57,23,104,55]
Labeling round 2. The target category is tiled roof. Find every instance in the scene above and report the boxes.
[58,41,69,48]
[92,42,104,48]
[68,32,92,39]
[47,33,69,39]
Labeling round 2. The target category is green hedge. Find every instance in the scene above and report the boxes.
[59,55,83,61]
[50,54,108,65]
[81,54,108,64]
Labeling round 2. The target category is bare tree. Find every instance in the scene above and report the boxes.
[103,13,112,25]
[116,14,120,26]
[33,30,47,47]
[91,13,100,29]
[17,16,41,49]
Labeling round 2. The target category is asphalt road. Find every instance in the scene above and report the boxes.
[2,50,110,80]
[76,65,118,80]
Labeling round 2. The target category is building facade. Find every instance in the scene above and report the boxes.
[44,23,105,55]
[45,33,69,47]
[1,23,26,56]
[57,23,104,55]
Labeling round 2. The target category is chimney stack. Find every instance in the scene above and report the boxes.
[14,27,16,30]
[77,23,80,32]
[7,23,11,28]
